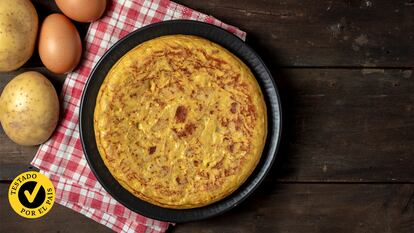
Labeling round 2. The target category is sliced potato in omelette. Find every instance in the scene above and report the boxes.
[94,35,267,209]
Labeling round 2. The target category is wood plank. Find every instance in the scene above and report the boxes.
[0,183,113,233]
[1,183,413,232]
[176,0,414,67]
[1,68,413,182]
[273,68,414,182]
[20,0,414,68]
[172,183,414,233]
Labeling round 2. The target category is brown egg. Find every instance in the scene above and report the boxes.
[55,0,107,23]
[38,14,82,74]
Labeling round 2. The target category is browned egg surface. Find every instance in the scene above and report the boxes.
[94,35,267,209]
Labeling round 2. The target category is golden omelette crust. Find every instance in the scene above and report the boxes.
[94,35,267,209]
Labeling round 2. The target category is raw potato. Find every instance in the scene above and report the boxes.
[0,72,59,146]
[0,0,38,72]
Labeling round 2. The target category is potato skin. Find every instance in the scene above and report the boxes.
[0,71,59,146]
[0,0,38,71]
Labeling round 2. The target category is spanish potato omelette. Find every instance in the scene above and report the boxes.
[94,35,267,209]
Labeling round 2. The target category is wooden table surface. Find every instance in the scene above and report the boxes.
[1,0,414,232]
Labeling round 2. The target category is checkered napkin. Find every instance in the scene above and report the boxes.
[31,0,246,232]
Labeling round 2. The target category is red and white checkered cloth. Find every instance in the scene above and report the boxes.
[31,0,245,232]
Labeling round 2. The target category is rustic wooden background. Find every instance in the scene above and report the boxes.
[1,0,413,232]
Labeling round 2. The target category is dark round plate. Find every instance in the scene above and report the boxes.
[80,20,282,223]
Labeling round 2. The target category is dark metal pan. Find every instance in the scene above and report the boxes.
[80,20,282,223]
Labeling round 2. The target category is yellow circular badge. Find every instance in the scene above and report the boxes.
[8,171,55,218]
